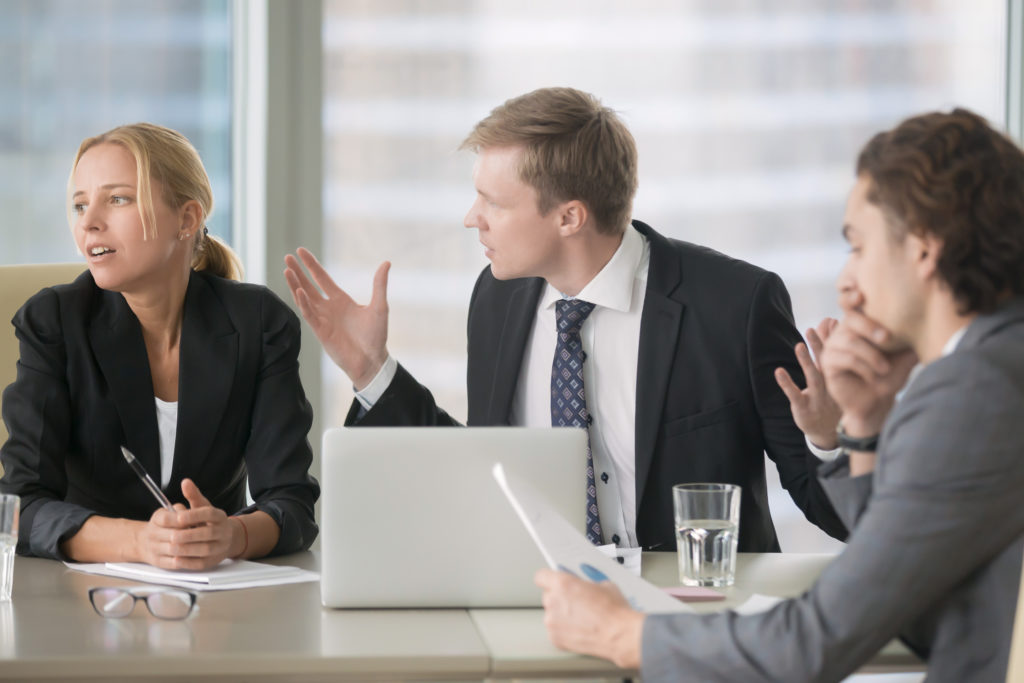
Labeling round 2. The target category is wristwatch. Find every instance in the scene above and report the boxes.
[836,423,880,453]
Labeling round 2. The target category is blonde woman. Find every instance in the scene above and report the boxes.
[0,123,319,569]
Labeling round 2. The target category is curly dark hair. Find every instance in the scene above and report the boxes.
[856,108,1024,315]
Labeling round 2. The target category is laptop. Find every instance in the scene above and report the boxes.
[320,426,586,608]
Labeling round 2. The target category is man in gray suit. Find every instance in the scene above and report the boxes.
[535,108,1024,682]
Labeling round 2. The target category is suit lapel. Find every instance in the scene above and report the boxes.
[487,278,544,424]
[169,272,238,488]
[89,290,161,478]
[632,221,685,507]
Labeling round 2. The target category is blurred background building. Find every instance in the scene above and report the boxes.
[319,0,1007,551]
[0,0,1014,554]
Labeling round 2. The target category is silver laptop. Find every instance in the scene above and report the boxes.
[320,426,586,608]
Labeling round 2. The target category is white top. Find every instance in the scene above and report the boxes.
[154,397,178,489]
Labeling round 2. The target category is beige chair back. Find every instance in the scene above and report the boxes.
[0,263,86,454]
[1008,547,1024,682]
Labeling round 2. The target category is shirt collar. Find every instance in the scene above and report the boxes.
[941,324,969,357]
[540,225,646,313]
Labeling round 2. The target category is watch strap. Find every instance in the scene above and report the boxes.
[836,425,880,452]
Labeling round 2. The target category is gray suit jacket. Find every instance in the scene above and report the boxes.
[643,298,1024,682]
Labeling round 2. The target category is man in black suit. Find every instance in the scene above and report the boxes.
[285,87,845,552]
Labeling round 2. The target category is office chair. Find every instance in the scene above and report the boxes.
[1007,547,1024,682]
[0,263,85,465]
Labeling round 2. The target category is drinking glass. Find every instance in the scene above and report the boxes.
[672,483,741,587]
[0,494,19,602]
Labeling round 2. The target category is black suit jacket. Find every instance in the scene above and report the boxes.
[349,221,846,551]
[0,269,320,559]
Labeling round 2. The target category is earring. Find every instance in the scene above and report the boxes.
[179,233,191,241]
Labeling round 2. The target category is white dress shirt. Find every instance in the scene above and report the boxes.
[358,227,650,548]
[509,226,649,548]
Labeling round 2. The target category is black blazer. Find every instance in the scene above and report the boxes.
[0,269,320,559]
[348,221,847,551]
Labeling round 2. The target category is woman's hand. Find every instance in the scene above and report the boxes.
[134,478,242,570]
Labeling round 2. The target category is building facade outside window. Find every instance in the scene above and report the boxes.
[321,0,1007,551]
[0,0,232,265]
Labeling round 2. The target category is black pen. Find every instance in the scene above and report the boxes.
[120,446,174,511]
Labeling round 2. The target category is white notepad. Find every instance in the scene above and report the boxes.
[64,558,318,591]
[104,559,297,585]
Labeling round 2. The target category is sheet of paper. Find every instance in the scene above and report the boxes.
[104,559,297,585]
[734,593,785,615]
[64,561,318,592]
[492,463,691,614]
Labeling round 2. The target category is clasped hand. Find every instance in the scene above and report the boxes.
[819,291,918,437]
[135,478,239,570]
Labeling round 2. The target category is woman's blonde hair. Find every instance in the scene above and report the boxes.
[68,122,243,281]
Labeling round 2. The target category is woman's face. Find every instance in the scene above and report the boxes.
[71,143,194,294]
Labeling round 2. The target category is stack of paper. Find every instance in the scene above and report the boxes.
[492,463,696,614]
[65,558,318,591]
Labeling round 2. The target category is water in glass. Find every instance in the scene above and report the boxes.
[675,519,738,587]
[0,533,15,602]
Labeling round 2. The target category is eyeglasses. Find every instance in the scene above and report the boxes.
[88,587,197,620]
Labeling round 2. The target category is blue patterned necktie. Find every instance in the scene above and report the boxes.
[551,298,602,545]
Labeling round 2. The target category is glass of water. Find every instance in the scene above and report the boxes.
[0,494,19,602]
[673,483,740,587]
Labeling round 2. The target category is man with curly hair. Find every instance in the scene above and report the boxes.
[536,108,1024,682]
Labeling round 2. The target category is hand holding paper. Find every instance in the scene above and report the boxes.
[491,463,692,614]
[533,567,645,669]
[492,463,676,669]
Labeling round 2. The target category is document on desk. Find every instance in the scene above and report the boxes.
[492,463,691,614]
[64,559,319,591]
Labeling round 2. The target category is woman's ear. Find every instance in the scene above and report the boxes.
[178,200,203,240]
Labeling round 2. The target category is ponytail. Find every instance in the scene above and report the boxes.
[192,230,244,281]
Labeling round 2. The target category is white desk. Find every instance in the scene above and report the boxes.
[0,553,489,682]
[0,551,924,681]
[471,552,924,678]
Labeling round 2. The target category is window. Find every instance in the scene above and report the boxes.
[0,0,232,265]
[322,0,1007,551]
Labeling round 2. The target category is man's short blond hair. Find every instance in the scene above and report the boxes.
[461,87,638,236]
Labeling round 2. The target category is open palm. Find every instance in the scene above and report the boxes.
[775,318,843,449]
[284,248,391,389]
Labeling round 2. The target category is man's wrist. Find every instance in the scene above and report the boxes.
[838,414,883,440]
[837,423,880,453]
[353,354,397,410]
[608,609,645,669]
[807,432,838,451]
[353,355,388,392]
